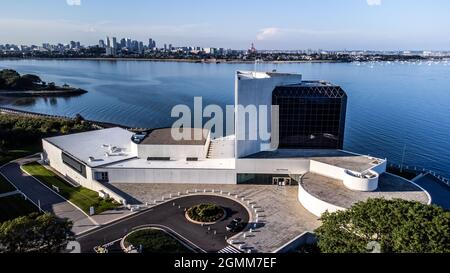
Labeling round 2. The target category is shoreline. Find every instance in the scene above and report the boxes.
[0,57,348,64]
[0,88,87,97]
[0,106,146,130]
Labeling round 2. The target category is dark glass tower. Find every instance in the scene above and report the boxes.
[272,82,347,149]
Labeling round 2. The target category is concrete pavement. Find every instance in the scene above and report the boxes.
[112,183,321,253]
[0,157,98,234]
[77,195,249,253]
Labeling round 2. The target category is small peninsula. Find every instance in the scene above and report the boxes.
[0,69,87,97]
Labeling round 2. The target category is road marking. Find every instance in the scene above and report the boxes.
[217,246,241,253]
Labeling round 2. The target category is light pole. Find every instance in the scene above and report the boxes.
[400,144,406,173]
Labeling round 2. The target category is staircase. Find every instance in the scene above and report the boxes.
[207,141,214,159]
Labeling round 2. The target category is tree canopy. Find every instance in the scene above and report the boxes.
[0,114,94,150]
[0,213,74,253]
[0,69,69,91]
[315,198,450,253]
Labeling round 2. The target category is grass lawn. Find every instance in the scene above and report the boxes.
[0,175,16,194]
[0,194,39,222]
[22,162,119,215]
[124,228,192,253]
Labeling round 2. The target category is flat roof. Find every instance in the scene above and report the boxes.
[245,149,383,172]
[103,157,235,170]
[44,127,136,167]
[301,172,429,208]
[287,80,337,87]
[140,128,209,146]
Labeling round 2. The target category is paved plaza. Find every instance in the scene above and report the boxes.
[112,183,321,253]
[301,172,430,208]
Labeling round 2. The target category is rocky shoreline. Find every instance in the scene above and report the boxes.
[0,88,87,97]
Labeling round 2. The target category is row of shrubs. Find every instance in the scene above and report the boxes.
[0,113,94,150]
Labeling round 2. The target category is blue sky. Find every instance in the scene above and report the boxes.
[1,0,449,50]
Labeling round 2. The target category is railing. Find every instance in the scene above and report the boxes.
[388,163,450,187]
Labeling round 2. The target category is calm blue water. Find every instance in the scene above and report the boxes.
[1,59,449,177]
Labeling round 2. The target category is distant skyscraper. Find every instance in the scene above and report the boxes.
[148,38,156,49]
[106,37,111,47]
[126,38,132,49]
[120,38,126,48]
[112,37,117,49]
[99,39,105,48]
[131,40,138,52]
[105,47,113,56]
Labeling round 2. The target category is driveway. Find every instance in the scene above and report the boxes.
[0,156,98,234]
[77,195,249,253]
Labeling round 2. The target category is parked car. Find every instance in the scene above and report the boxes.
[226,218,243,232]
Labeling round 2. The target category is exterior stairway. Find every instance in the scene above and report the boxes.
[206,136,235,159]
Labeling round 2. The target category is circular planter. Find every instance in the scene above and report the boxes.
[121,227,192,253]
[185,203,226,225]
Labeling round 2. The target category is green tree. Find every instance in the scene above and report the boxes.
[46,82,56,90]
[0,77,5,89]
[0,69,21,87]
[21,74,42,84]
[74,113,85,124]
[0,213,74,253]
[315,198,450,253]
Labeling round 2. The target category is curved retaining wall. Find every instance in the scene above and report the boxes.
[343,170,379,192]
[298,182,346,217]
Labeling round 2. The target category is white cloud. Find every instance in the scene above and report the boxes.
[256,27,281,41]
[66,0,81,6]
[366,0,382,6]
[256,27,353,42]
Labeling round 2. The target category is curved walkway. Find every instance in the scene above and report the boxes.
[77,195,249,253]
[0,156,97,234]
[413,174,450,210]
[301,172,430,209]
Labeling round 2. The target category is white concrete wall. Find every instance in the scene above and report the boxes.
[343,170,379,192]
[42,140,126,204]
[137,144,207,160]
[370,160,387,174]
[235,72,303,158]
[236,158,310,175]
[43,140,92,187]
[309,160,346,180]
[98,167,236,184]
[298,182,346,217]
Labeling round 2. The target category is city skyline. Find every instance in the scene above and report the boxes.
[0,0,450,51]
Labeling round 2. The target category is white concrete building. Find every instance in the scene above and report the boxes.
[42,71,411,216]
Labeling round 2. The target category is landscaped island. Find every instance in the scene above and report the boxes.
[186,203,225,223]
[0,69,87,96]
[123,228,191,253]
